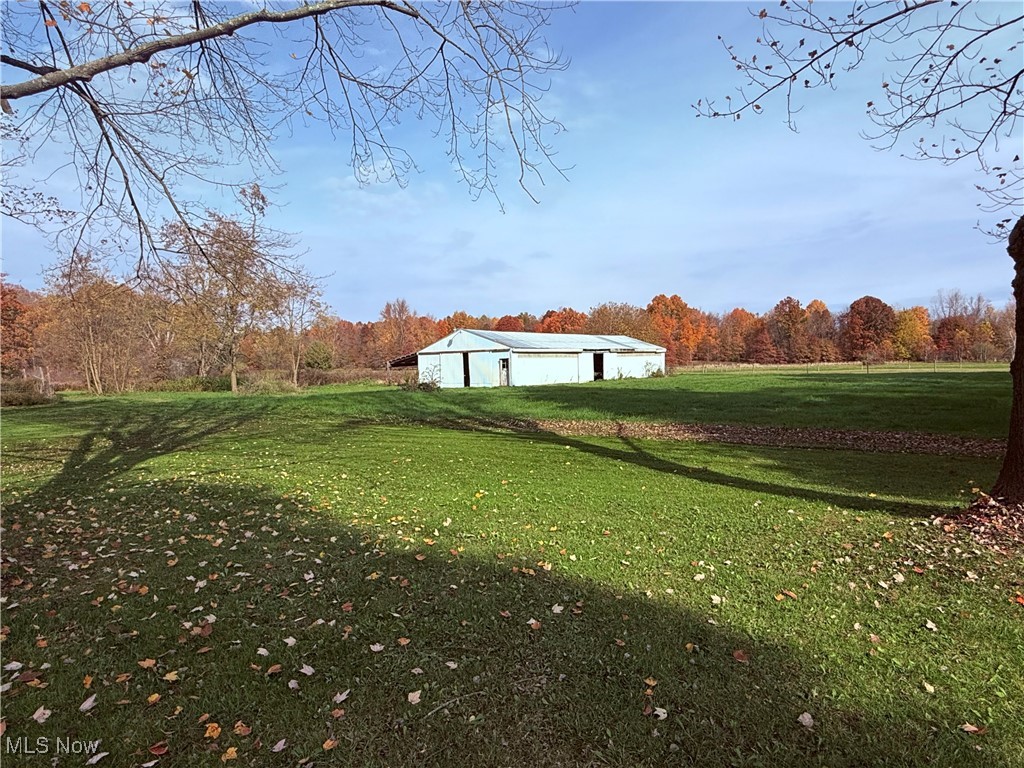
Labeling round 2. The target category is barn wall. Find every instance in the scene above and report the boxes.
[605,352,665,379]
[417,353,442,385]
[509,352,581,386]
[438,353,466,388]
[578,351,595,383]
[468,351,504,387]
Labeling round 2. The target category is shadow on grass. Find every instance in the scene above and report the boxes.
[2,476,1007,767]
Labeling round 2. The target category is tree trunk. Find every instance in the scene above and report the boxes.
[991,215,1024,504]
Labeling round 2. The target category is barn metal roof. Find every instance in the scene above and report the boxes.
[463,330,665,353]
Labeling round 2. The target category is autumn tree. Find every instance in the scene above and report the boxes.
[159,191,292,393]
[892,307,934,361]
[493,314,526,332]
[805,299,839,363]
[0,278,38,377]
[538,307,588,334]
[42,253,148,393]
[277,272,326,386]
[766,296,810,363]
[585,302,658,342]
[698,0,1024,502]
[840,296,896,362]
[718,308,760,363]
[1,1,569,271]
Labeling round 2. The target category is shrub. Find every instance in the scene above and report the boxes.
[239,373,298,396]
[149,375,233,392]
[0,378,55,406]
[303,340,334,371]
[298,368,386,387]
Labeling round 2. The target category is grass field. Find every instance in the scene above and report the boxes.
[1,368,1021,767]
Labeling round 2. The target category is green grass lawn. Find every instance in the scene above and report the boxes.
[1,372,1021,766]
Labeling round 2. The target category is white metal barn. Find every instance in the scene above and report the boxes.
[407,330,666,388]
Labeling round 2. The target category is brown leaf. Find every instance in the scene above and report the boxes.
[265,664,282,676]
[148,741,169,755]
[397,637,410,647]
[233,721,251,736]
[323,738,338,750]
[138,659,157,670]
[732,650,749,664]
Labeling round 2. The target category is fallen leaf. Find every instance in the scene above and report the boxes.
[271,738,287,753]
[960,722,987,735]
[299,664,315,676]
[256,648,269,657]
[397,637,410,647]
[798,712,814,729]
[528,618,541,630]
[323,738,338,750]
[148,741,169,755]
[233,721,251,736]
[265,664,282,676]
[644,677,658,687]
[370,643,384,653]
[924,619,938,632]
[221,747,238,762]
[499,610,511,618]
[408,690,422,705]
[732,650,749,664]
[204,722,222,739]
[334,690,350,704]
[653,707,667,720]
[551,604,564,614]
[445,661,458,670]
[147,693,161,705]
[138,659,157,669]
[31,706,51,723]
[83,674,93,689]
[86,752,109,765]
[162,671,179,682]
[283,637,297,647]
[80,694,98,712]
[288,679,299,690]
[331,708,345,719]
[923,682,935,694]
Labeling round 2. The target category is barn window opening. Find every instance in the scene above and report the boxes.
[593,353,604,381]
[462,352,471,387]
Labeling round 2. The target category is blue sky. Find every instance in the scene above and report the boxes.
[2,1,1020,321]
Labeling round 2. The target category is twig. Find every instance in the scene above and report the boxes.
[423,690,486,718]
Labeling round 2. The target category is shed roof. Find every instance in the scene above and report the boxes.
[419,329,665,354]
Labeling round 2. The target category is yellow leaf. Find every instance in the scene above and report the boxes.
[162,671,179,682]
[138,659,156,669]
[221,746,238,762]
[83,675,93,689]
[323,738,338,750]
[147,693,161,705]
[204,722,222,739]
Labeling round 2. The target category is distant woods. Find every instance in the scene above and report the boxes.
[1,275,1014,395]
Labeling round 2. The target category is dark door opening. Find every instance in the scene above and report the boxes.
[462,352,471,387]
[499,358,509,386]
[593,353,604,381]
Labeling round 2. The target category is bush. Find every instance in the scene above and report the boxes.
[239,373,298,396]
[1,378,55,406]
[148,375,233,392]
[303,340,334,371]
[298,368,387,387]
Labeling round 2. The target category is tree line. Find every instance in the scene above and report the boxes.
[1,266,1014,394]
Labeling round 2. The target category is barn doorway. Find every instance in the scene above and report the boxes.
[462,353,471,387]
[593,353,604,381]
[499,358,509,386]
